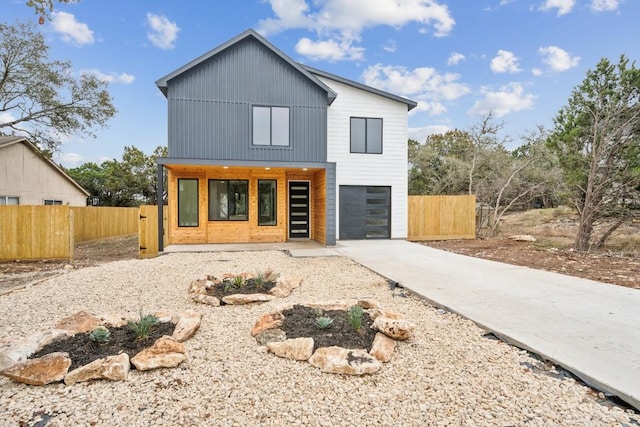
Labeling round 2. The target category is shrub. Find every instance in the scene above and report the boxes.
[88,326,111,344]
[348,305,363,331]
[128,310,159,340]
[315,316,333,329]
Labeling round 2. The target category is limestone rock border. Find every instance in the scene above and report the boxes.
[0,310,201,386]
[189,269,302,306]
[252,299,416,375]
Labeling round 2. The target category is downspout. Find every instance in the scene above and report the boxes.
[157,163,164,251]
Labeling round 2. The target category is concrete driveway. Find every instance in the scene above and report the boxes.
[325,240,640,410]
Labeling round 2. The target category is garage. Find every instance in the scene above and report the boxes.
[339,185,391,239]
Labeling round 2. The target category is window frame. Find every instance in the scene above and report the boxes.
[208,179,249,221]
[252,105,291,148]
[0,196,19,205]
[44,199,63,205]
[177,178,199,227]
[257,179,277,226]
[350,117,383,154]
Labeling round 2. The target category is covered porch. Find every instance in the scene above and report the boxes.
[156,159,336,249]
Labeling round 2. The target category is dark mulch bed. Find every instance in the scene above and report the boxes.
[29,322,175,371]
[205,276,278,300]
[278,305,376,351]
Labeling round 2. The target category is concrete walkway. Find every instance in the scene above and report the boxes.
[327,240,640,411]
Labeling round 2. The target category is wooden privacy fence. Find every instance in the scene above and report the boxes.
[138,205,167,258]
[0,206,139,261]
[407,195,476,241]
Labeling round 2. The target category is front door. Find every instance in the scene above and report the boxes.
[288,181,310,239]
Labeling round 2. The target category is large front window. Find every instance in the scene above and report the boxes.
[258,180,277,226]
[253,106,290,146]
[209,180,248,221]
[350,117,382,154]
[178,179,198,227]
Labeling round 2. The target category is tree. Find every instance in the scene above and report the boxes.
[0,21,116,152]
[26,0,78,20]
[548,55,640,251]
[66,145,168,207]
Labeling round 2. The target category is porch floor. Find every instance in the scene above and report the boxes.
[162,240,339,258]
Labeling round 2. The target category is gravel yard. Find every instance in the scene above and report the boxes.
[1,251,639,426]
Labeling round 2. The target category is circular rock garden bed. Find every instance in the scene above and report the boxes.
[0,310,201,386]
[252,299,416,375]
[189,269,301,306]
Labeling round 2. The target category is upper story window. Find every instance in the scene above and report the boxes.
[350,117,382,154]
[208,179,248,221]
[253,106,290,147]
[0,196,19,205]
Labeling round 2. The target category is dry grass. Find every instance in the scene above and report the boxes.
[495,207,640,255]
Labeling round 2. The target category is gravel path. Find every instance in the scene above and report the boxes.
[1,251,638,426]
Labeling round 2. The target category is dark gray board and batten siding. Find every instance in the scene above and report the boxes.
[166,37,328,163]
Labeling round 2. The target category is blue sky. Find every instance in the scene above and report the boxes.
[3,0,639,167]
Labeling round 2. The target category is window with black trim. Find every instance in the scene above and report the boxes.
[178,179,198,227]
[44,199,62,205]
[350,117,382,154]
[208,180,248,221]
[258,180,277,226]
[252,106,290,146]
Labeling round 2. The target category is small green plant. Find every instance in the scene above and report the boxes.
[88,326,111,344]
[223,280,234,293]
[233,275,245,288]
[128,310,159,340]
[348,305,363,331]
[254,272,265,289]
[315,316,333,329]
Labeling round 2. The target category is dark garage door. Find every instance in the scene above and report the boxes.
[339,186,391,239]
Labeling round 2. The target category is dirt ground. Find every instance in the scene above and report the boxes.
[1,208,638,293]
[0,235,139,294]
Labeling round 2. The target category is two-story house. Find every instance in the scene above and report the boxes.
[155,29,416,248]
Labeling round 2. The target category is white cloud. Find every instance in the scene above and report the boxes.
[468,82,536,117]
[532,68,543,76]
[362,64,470,118]
[539,0,575,16]
[408,125,451,142]
[80,69,135,84]
[55,152,85,167]
[490,50,521,73]
[295,37,364,61]
[447,52,465,66]
[0,111,16,126]
[51,12,94,45]
[258,0,455,62]
[538,46,580,71]
[590,0,619,11]
[382,40,397,53]
[146,13,180,50]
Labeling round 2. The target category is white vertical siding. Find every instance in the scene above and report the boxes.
[318,76,409,239]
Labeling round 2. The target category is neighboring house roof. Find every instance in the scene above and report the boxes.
[155,29,338,105]
[302,65,418,112]
[0,136,90,197]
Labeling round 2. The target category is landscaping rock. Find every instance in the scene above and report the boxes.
[372,317,416,340]
[251,311,285,337]
[0,352,71,385]
[131,337,186,371]
[0,329,69,371]
[54,311,103,334]
[255,328,287,346]
[509,234,537,242]
[64,353,130,385]
[222,293,276,305]
[191,293,221,306]
[309,347,381,375]
[171,310,201,342]
[267,338,314,361]
[369,332,396,362]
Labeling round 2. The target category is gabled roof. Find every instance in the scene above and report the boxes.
[155,29,337,104]
[302,65,418,111]
[0,136,90,196]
